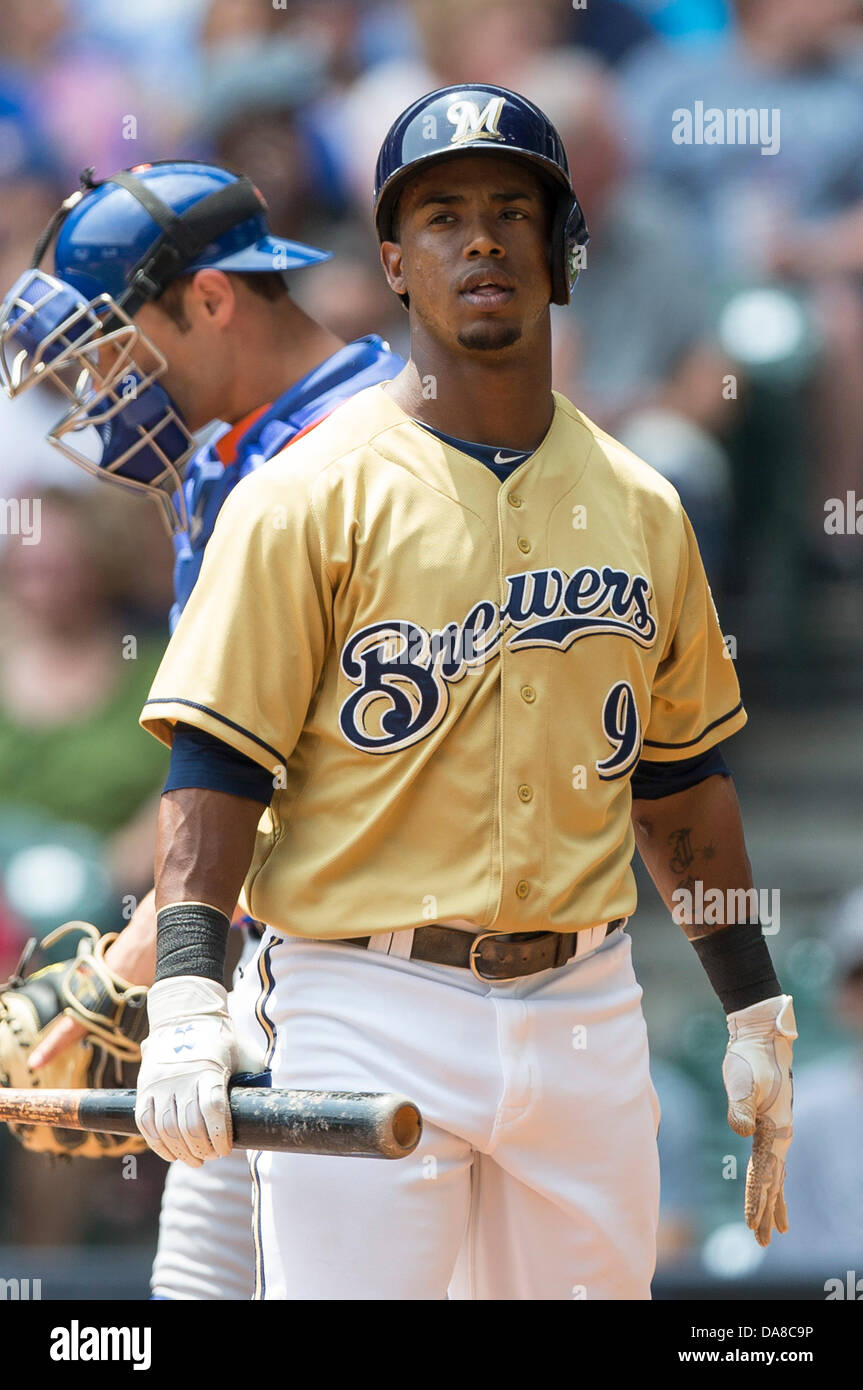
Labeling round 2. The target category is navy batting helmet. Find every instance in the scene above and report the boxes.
[374,85,588,306]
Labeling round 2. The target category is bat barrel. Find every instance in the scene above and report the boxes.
[230,1088,423,1159]
[0,1087,422,1159]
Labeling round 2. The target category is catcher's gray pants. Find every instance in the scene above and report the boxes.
[150,1143,254,1300]
[149,933,257,1300]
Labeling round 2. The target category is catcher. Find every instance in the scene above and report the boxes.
[0,158,402,1298]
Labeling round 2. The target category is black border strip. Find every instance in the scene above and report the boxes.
[642,701,744,751]
[142,697,285,765]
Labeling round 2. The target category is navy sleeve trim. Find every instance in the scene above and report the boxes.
[641,701,743,751]
[631,745,730,800]
[163,723,274,805]
[143,697,285,765]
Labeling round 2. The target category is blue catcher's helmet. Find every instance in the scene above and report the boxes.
[53,161,331,309]
[0,161,331,532]
[374,85,588,307]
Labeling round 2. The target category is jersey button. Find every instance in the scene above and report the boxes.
[517,537,531,554]
[516,879,530,899]
[518,783,533,802]
[507,492,523,508]
[520,684,536,703]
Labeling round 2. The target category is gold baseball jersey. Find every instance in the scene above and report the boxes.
[141,382,746,938]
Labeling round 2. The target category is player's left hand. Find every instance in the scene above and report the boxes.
[722,994,796,1247]
[135,975,263,1168]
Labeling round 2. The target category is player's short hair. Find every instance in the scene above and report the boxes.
[388,193,405,244]
[153,271,288,331]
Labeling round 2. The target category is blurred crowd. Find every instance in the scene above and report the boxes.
[3,0,862,588]
[0,0,862,1289]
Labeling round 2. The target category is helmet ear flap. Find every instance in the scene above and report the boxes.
[551,197,589,307]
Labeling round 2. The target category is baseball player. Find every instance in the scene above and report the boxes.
[0,159,403,1299]
[133,86,796,1300]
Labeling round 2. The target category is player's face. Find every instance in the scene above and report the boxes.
[111,271,239,431]
[89,301,213,431]
[131,302,218,431]
[382,155,553,355]
[93,321,163,396]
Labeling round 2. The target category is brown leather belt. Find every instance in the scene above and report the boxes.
[333,919,625,983]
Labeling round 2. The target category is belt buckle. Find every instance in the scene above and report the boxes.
[469,931,513,983]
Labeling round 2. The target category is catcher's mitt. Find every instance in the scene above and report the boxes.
[0,921,149,1157]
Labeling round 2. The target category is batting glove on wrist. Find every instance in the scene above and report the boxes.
[135,976,260,1168]
[722,993,796,1247]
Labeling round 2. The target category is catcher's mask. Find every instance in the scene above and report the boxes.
[0,161,330,533]
[0,266,195,532]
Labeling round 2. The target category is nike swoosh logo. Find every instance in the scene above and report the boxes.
[494,450,525,465]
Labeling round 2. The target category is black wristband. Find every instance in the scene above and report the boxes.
[155,902,231,985]
[690,921,782,1014]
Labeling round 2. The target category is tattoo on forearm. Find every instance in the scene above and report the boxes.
[667,827,695,875]
[665,828,730,937]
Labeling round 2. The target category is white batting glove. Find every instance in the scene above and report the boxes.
[722,993,797,1247]
[135,976,260,1168]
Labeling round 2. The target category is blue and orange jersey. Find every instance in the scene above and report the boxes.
[170,334,403,630]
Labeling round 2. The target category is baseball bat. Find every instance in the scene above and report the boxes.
[0,1087,422,1159]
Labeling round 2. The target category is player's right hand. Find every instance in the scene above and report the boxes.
[135,975,238,1168]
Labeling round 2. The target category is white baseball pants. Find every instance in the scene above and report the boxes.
[234,925,660,1301]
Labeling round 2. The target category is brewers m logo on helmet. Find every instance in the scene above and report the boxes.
[446,96,506,145]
